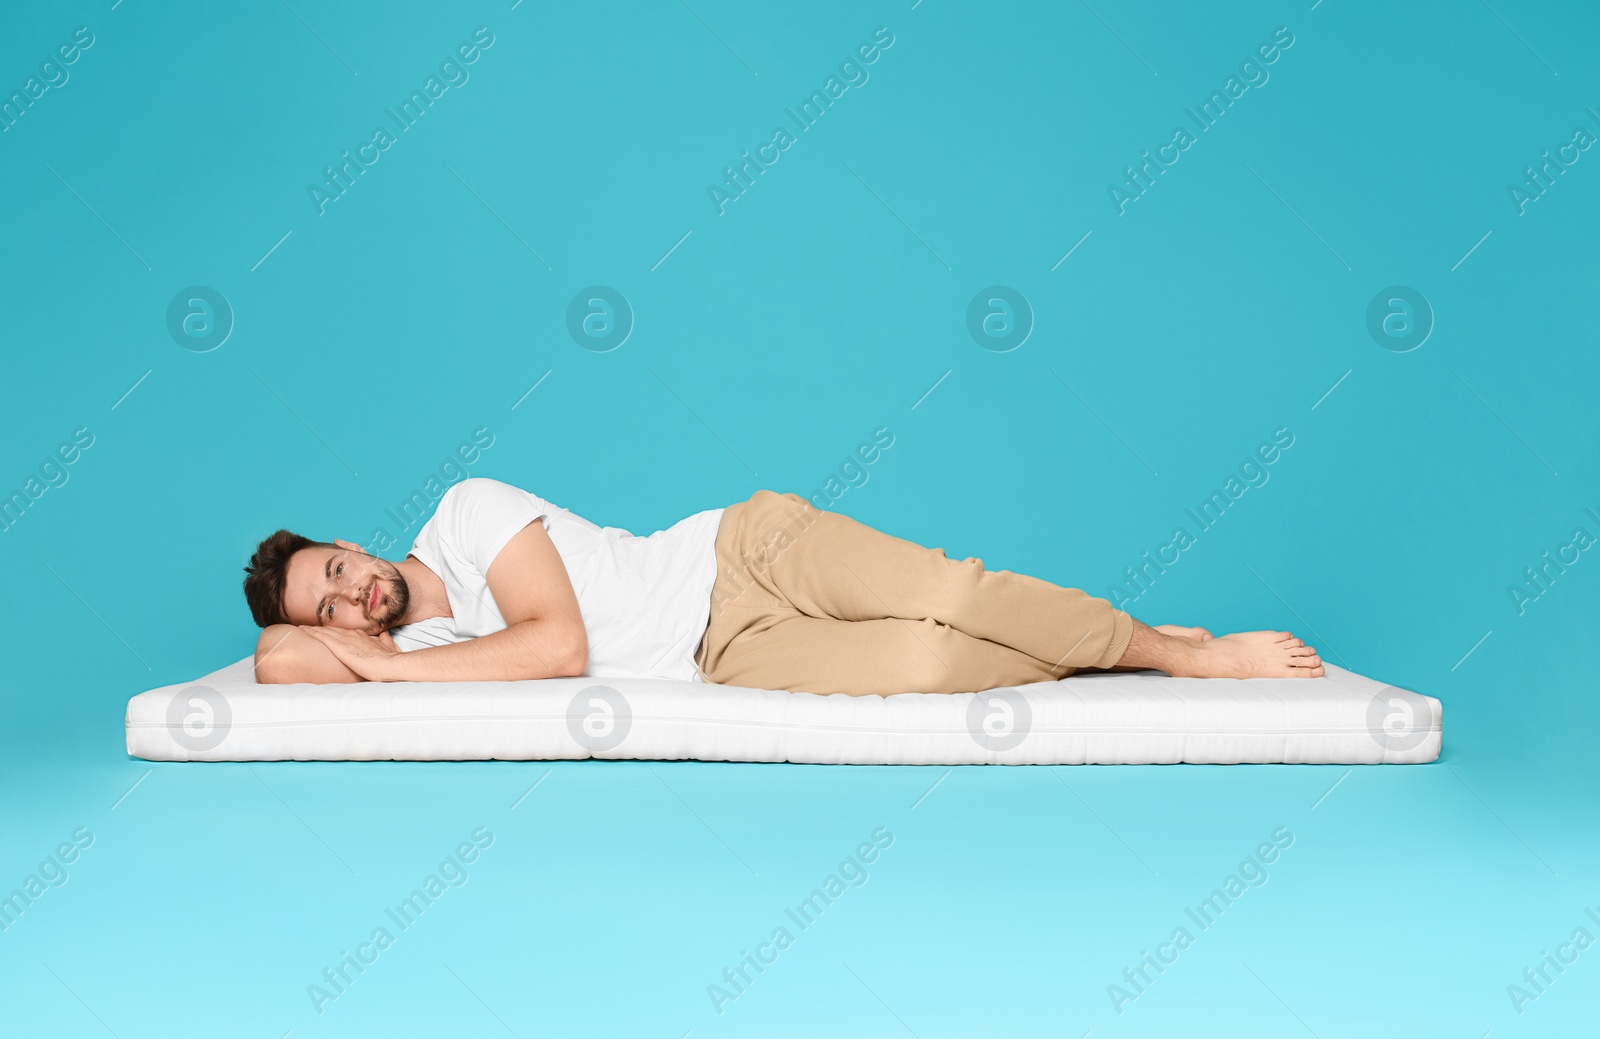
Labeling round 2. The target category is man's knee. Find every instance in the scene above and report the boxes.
[750,491,818,531]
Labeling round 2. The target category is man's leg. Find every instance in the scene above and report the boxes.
[712,491,1324,686]
[708,610,1081,696]
[1078,624,1213,673]
[730,491,1131,675]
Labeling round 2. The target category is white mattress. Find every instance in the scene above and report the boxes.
[124,656,1441,765]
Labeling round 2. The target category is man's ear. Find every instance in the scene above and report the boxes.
[333,538,366,554]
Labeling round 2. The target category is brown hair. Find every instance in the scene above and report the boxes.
[242,529,332,628]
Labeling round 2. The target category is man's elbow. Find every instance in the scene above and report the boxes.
[254,624,298,684]
[563,630,588,678]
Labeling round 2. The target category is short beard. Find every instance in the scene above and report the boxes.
[373,560,411,629]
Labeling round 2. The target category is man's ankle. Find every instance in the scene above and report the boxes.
[1117,621,1200,676]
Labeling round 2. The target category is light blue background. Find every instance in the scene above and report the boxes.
[2,0,1597,1035]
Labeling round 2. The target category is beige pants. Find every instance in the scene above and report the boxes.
[693,490,1134,695]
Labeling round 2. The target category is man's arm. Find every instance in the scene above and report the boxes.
[376,616,582,682]
[255,624,366,684]
[380,517,588,682]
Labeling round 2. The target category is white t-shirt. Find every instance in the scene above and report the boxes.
[387,478,724,682]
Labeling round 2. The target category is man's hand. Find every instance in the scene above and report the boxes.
[297,626,402,682]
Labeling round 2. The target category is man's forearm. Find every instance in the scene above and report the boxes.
[382,619,583,682]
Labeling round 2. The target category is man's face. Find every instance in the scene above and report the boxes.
[282,539,410,633]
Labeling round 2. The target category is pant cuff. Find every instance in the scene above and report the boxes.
[1094,609,1136,669]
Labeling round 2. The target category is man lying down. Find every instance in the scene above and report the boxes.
[243,477,1324,694]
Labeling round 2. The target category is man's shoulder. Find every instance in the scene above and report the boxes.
[406,479,521,555]
[433,477,544,519]
[444,476,524,502]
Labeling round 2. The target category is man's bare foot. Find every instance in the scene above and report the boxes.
[1173,630,1325,679]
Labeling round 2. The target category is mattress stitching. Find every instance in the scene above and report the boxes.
[126,717,1440,735]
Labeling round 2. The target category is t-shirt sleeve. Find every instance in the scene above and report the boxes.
[442,478,550,577]
[388,615,453,653]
